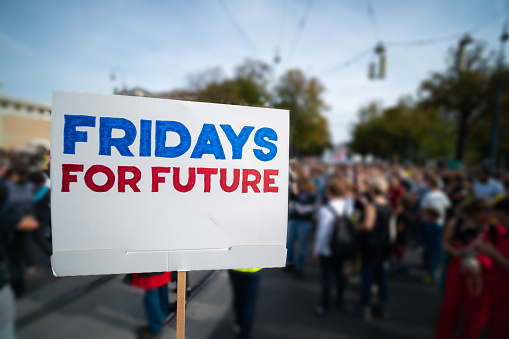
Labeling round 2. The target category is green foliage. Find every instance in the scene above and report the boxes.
[274,69,331,156]
[188,60,271,106]
[350,99,454,160]
[418,42,498,162]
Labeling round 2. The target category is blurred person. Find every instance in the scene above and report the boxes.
[474,198,509,339]
[434,198,495,339]
[388,175,405,213]
[1,162,39,339]
[285,176,317,277]
[472,167,505,202]
[410,169,428,202]
[393,194,415,275]
[445,173,467,221]
[400,170,414,193]
[311,166,326,205]
[357,176,392,321]
[420,174,451,228]
[28,171,52,257]
[128,272,173,339]
[312,178,353,316]
[3,163,36,298]
[228,268,262,339]
[422,208,443,284]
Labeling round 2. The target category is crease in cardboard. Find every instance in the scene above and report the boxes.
[51,245,287,277]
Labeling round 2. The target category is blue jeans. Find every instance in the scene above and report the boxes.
[286,219,312,270]
[425,246,442,281]
[360,256,389,310]
[319,256,346,311]
[228,270,261,339]
[144,284,170,332]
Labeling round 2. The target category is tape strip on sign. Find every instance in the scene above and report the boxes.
[50,91,289,276]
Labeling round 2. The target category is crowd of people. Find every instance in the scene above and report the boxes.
[0,149,51,339]
[285,158,509,339]
[1,147,509,339]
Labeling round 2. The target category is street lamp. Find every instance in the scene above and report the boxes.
[457,34,473,72]
[368,43,387,80]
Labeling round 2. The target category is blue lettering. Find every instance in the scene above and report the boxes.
[63,115,96,154]
[191,124,226,160]
[139,120,152,157]
[155,121,191,158]
[253,127,278,162]
[99,117,137,156]
[220,125,254,160]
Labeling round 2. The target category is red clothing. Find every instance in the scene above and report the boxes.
[388,184,405,212]
[131,272,172,290]
[435,227,494,339]
[434,257,491,339]
[483,225,509,339]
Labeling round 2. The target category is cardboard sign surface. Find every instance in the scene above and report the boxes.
[50,91,289,276]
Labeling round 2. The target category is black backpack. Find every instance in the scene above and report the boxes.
[327,204,357,259]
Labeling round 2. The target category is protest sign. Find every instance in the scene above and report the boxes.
[50,91,289,277]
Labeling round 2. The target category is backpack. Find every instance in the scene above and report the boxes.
[327,204,357,259]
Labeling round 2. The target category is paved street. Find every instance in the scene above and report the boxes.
[16,249,442,339]
[209,253,441,339]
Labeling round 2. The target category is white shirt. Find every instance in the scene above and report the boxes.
[473,179,505,201]
[421,190,451,226]
[313,198,353,257]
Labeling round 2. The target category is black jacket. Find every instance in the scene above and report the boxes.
[0,180,22,287]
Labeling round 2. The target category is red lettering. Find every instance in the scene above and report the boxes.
[219,168,240,193]
[263,169,279,193]
[242,169,261,193]
[61,164,84,192]
[173,167,196,193]
[152,167,171,192]
[84,165,115,192]
[118,166,141,192]
[197,167,218,193]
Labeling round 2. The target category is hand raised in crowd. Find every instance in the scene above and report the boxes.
[16,215,39,231]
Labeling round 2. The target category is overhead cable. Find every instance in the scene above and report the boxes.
[218,0,259,56]
[321,48,373,77]
[286,0,314,63]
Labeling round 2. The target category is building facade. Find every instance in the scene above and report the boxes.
[0,92,51,150]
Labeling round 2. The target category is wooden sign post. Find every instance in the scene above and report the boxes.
[176,271,186,339]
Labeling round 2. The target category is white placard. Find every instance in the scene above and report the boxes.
[50,91,289,276]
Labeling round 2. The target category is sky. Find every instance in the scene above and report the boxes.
[0,0,506,144]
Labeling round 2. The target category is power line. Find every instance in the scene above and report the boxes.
[386,20,495,47]
[218,0,259,56]
[321,47,373,77]
[365,0,380,42]
[387,32,470,47]
[319,21,493,78]
[277,0,288,50]
[286,0,314,63]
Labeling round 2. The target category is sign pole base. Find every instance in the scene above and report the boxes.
[176,271,186,339]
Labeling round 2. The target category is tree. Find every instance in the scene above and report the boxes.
[349,99,454,160]
[185,60,271,106]
[274,69,331,156]
[419,42,496,161]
